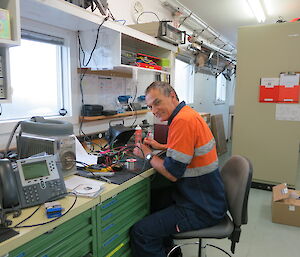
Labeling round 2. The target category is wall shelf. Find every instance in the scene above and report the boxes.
[80,109,149,122]
[77,68,133,78]
[77,65,170,79]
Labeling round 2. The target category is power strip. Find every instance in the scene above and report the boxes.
[0,55,5,99]
[0,78,5,99]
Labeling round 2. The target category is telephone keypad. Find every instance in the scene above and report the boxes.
[22,179,66,206]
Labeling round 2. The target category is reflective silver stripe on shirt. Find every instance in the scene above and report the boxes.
[167,148,193,164]
[182,160,219,178]
[194,138,216,156]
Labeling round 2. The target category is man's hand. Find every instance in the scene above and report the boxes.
[133,143,177,182]
[133,143,152,159]
[143,138,167,150]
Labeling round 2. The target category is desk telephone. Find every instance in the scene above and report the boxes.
[0,155,67,210]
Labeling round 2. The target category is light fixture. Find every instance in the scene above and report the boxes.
[246,0,266,23]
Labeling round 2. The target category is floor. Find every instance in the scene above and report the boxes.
[175,142,300,257]
[176,188,300,257]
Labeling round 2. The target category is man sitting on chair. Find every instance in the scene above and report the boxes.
[131,81,227,257]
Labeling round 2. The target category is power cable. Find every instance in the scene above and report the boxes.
[77,16,108,137]
[11,192,77,229]
[137,11,160,24]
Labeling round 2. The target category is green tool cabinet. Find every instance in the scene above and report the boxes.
[9,209,97,257]
[97,178,150,257]
[7,178,151,257]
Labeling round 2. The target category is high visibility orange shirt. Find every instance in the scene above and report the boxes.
[166,104,218,177]
[163,101,227,220]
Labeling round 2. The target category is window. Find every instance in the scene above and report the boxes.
[174,58,194,104]
[215,73,227,104]
[0,30,70,121]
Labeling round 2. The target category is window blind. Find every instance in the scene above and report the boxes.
[21,29,64,46]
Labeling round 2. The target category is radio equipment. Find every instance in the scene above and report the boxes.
[16,117,76,177]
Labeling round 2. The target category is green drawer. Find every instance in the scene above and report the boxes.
[99,229,128,257]
[97,179,150,257]
[100,200,148,241]
[39,225,92,257]
[99,179,149,216]
[10,209,96,257]
[104,240,131,257]
[100,191,148,228]
[99,208,148,257]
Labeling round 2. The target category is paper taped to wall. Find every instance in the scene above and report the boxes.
[275,104,300,121]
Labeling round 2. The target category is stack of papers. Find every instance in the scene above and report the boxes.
[65,175,105,198]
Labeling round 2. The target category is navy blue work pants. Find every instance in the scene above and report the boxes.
[130,186,213,257]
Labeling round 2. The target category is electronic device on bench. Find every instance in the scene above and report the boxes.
[105,119,135,148]
[0,155,67,210]
[15,155,67,208]
[16,117,76,177]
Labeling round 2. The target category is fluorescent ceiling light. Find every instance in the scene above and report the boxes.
[246,0,266,23]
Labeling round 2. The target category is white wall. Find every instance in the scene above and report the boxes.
[0,0,235,150]
[192,71,235,139]
[107,0,172,25]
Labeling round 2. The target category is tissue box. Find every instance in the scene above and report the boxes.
[272,183,300,227]
[0,8,11,40]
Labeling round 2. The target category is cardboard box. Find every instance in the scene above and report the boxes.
[0,8,11,40]
[211,114,227,155]
[272,183,300,227]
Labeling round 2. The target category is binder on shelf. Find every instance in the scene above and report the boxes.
[259,78,279,103]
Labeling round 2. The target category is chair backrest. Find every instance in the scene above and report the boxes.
[221,155,253,227]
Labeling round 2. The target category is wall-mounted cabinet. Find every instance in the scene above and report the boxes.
[21,0,176,74]
[121,34,172,74]
[78,27,173,74]
[20,0,176,49]
[0,0,21,47]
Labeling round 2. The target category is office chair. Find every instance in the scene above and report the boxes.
[168,155,253,257]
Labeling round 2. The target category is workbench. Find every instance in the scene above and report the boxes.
[0,168,156,257]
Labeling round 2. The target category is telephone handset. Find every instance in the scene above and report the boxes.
[0,159,20,210]
[0,155,67,210]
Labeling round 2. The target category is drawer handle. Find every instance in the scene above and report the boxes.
[102,213,114,221]
[102,223,115,232]
[105,242,125,257]
[101,199,118,209]
[16,253,26,257]
[103,234,120,247]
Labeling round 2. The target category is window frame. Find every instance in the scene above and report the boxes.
[215,73,227,105]
[174,57,194,104]
[0,18,76,136]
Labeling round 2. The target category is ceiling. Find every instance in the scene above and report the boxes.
[176,0,300,46]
